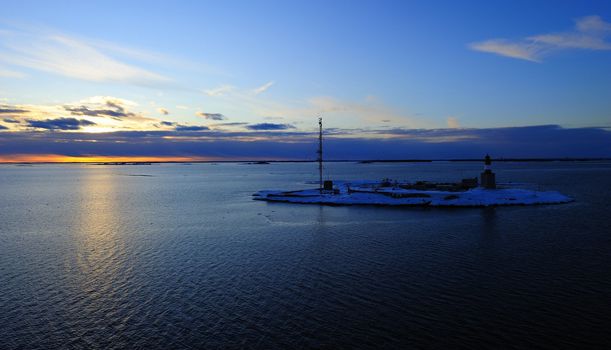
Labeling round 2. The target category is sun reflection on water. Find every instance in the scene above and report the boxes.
[73,167,128,302]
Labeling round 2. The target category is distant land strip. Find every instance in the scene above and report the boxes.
[2,158,611,165]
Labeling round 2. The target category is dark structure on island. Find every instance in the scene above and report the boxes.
[317,117,335,192]
[480,154,496,189]
[316,117,496,191]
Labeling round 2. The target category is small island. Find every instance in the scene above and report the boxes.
[254,121,573,207]
[253,181,572,207]
[254,155,573,207]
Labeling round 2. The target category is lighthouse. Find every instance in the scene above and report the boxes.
[480,154,496,189]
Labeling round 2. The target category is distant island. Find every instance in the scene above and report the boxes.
[3,157,610,165]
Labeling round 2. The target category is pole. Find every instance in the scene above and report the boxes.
[318,117,323,193]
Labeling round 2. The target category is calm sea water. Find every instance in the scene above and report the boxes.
[1,161,610,349]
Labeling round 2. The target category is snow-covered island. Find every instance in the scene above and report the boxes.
[253,180,573,207]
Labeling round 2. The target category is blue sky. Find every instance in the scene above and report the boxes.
[0,0,610,160]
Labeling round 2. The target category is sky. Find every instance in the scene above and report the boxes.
[0,0,610,161]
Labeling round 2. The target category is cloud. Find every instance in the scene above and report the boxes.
[64,105,133,119]
[3,118,19,123]
[253,81,274,95]
[82,95,138,108]
[0,106,29,114]
[0,124,7,130]
[160,121,176,126]
[196,112,226,120]
[0,94,420,137]
[157,108,169,115]
[469,15,611,62]
[447,117,460,129]
[64,99,136,119]
[174,124,210,132]
[1,125,609,160]
[304,96,418,126]
[200,82,418,129]
[532,15,611,50]
[204,85,234,96]
[470,40,543,62]
[213,122,248,126]
[61,97,153,125]
[220,91,418,129]
[0,96,190,133]
[576,15,611,32]
[26,118,96,131]
[246,123,295,130]
[0,27,171,87]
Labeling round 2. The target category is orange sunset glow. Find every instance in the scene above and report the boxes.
[0,154,215,163]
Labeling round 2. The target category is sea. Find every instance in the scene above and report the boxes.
[1,161,610,349]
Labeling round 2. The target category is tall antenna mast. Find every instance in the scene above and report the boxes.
[317,117,323,193]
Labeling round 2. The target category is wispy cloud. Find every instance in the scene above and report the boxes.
[302,96,420,127]
[246,123,295,130]
[204,85,234,96]
[158,108,169,115]
[0,26,172,87]
[196,112,226,120]
[204,83,420,129]
[253,81,274,95]
[470,39,544,62]
[470,15,611,62]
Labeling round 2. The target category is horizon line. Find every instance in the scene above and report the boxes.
[2,156,610,165]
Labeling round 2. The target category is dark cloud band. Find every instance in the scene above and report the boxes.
[1,125,609,159]
[0,107,29,114]
[246,123,295,130]
[174,125,209,131]
[26,118,96,131]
